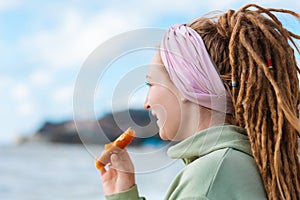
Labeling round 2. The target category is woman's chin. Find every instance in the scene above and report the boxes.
[158,128,178,141]
[158,128,169,141]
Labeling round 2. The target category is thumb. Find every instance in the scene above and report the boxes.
[110,150,134,174]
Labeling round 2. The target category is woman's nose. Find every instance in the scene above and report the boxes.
[144,94,151,110]
[144,101,151,110]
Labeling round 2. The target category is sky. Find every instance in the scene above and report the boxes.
[0,0,299,144]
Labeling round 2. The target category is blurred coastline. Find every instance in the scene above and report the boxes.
[14,109,162,147]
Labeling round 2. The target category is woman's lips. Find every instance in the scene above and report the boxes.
[151,111,157,118]
[151,112,159,124]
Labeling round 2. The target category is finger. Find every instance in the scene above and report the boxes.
[99,165,106,176]
[100,165,118,182]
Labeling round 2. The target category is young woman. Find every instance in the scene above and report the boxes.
[99,4,300,199]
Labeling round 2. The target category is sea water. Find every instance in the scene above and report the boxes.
[0,143,184,200]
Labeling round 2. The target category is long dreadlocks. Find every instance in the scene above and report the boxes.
[188,4,300,199]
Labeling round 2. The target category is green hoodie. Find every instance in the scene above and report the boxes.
[105,125,267,200]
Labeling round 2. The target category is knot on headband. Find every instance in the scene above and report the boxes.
[160,24,234,114]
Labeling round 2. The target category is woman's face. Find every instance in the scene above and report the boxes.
[144,52,183,141]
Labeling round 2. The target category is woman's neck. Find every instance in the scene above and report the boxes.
[179,104,234,140]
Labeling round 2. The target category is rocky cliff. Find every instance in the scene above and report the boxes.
[30,109,161,145]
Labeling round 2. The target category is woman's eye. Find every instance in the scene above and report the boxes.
[145,82,152,87]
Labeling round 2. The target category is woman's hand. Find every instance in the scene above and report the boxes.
[99,149,136,195]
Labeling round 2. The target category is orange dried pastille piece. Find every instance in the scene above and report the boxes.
[95,128,136,170]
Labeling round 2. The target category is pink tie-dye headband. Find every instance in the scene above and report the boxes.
[160,24,234,114]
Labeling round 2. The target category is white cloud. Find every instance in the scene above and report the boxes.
[1,82,35,119]
[51,84,76,118]
[20,7,145,70]
[140,0,300,18]
[11,83,31,101]
[30,69,53,86]
[0,76,13,93]
[53,85,74,104]
[10,83,36,116]
[18,0,300,71]
[104,0,298,21]
[17,101,34,116]
[0,0,22,10]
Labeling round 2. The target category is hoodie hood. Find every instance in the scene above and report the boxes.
[167,125,252,164]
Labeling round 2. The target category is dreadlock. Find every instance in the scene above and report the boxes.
[188,4,300,200]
